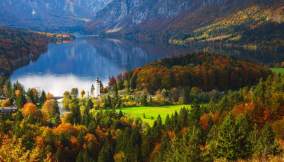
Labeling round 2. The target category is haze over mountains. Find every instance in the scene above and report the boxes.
[0,0,112,31]
[0,0,283,42]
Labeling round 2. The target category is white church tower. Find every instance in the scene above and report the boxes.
[94,78,101,98]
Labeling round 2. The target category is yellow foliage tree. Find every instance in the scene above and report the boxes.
[15,89,21,98]
[22,102,37,117]
[41,99,59,121]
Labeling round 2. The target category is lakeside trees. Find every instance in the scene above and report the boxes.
[109,53,271,93]
[0,55,283,161]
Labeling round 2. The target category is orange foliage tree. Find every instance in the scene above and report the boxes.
[22,102,37,117]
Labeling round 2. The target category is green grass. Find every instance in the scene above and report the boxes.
[117,105,191,126]
[271,68,284,74]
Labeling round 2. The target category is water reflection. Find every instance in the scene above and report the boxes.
[10,38,185,95]
[12,74,94,96]
[10,37,284,95]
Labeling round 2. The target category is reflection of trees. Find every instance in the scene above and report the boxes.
[11,37,284,82]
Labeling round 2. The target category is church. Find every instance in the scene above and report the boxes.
[91,78,101,98]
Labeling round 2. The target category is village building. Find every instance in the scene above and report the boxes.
[91,78,101,98]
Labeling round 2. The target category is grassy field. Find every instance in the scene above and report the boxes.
[117,105,191,126]
[271,68,284,74]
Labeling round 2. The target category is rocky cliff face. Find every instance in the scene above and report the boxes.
[0,0,281,39]
[87,0,203,33]
[0,0,112,31]
[86,0,256,39]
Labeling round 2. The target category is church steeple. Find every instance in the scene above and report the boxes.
[94,78,101,98]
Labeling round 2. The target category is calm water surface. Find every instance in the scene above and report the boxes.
[10,37,284,96]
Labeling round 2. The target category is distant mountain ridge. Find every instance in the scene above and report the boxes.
[0,0,112,32]
[90,0,283,43]
[0,0,283,44]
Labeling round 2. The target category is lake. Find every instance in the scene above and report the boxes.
[10,36,284,96]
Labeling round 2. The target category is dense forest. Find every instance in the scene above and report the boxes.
[0,53,283,161]
[0,27,74,76]
[0,0,283,161]
[0,71,284,162]
[110,53,271,93]
[0,27,49,75]
[170,4,284,48]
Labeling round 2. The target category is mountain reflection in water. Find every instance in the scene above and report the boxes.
[10,37,284,96]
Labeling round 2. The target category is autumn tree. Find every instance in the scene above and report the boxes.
[41,99,60,125]
[22,102,37,117]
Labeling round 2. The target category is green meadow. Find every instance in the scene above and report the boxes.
[271,68,284,74]
[117,105,191,125]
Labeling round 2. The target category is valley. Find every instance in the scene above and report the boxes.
[0,0,284,162]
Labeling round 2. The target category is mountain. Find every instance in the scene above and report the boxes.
[86,0,284,44]
[0,0,112,32]
[169,1,284,46]
[0,27,73,76]
[0,27,49,76]
[88,0,231,33]
[0,0,283,45]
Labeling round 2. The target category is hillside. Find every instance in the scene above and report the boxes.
[109,53,271,93]
[87,0,284,46]
[0,0,112,32]
[0,27,74,76]
[0,61,284,162]
[0,27,49,76]
[170,3,284,47]
[0,0,283,47]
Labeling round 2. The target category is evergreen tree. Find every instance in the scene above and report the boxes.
[69,98,81,124]
[188,104,201,127]
[15,91,25,109]
[98,142,114,162]
[254,123,279,156]
[130,74,137,90]
[71,88,79,98]
[39,91,46,106]
[165,126,202,162]
[76,151,84,162]
[91,84,95,96]
[235,115,252,158]
[214,114,238,160]
[183,87,191,104]
[165,115,171,130]
[156,134,171,161]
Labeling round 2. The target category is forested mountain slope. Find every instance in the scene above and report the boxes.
[0,27,49,75]
[109,53,271,93]
[0,27,73,76]
[0,0,283,46]
[170,2,284,46]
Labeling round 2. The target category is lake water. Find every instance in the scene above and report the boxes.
[10,37,284,96]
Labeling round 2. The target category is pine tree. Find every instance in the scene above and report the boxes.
[214,114,238,160]
[15,92,25,109]
[130,74,137,90]
[188,104,201,127]
[91,84,95,95]
[98,142,114,162]
[254,123,279,156]
[156,134,170,161]
[235,115,252,158]
[39,91,46,106]
[165,126,202,162]
[183,87,191,104]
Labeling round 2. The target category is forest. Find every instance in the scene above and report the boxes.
[0,53,283,162]
[0,27,74,76]
[109,53,271,93]
[170,5,284,48]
